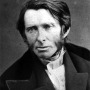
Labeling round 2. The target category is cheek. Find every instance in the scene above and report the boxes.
[25,33,37,47]
[49,27,61,43]
[51,32,61,44]
[51,32,62,49]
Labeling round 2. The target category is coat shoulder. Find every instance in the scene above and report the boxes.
[0,50,34,90]
[0,50,34,79]
[65,43,90,73]
[65,43,90,60]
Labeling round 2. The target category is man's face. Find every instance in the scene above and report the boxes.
[24,9,63,59]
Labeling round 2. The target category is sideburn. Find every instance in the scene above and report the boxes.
[52,27,65,58]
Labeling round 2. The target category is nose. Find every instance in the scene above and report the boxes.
[37,28,46,43]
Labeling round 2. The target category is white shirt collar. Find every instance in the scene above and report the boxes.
[47,47,65,70]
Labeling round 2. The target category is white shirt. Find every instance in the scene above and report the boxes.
[45,48,66,90]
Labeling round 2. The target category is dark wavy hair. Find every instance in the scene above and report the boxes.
[17,0,71,38]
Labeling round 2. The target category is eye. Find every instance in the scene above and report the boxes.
[26,26,37,33]
[43,24,51,30]
[43,24,54,30]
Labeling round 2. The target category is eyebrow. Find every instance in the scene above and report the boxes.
[25,22,55,29]
[42,22,55,26]
[25,26,37,30]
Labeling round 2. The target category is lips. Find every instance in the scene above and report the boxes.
[36,46,49,51]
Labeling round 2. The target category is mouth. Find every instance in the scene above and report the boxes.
[36,46,49,51]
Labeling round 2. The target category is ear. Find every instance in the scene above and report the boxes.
[62,26,70,39]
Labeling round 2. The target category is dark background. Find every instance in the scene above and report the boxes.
[0,0,90,76]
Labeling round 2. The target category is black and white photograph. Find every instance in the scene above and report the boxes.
[0,0,90,90]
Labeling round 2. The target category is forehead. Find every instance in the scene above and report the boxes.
[24,9,59,26]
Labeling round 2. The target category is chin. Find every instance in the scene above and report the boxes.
[36,52,53,59]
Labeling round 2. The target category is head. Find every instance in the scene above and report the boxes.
[17,0,71,60]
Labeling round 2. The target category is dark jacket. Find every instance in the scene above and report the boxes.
[0,43,90,90]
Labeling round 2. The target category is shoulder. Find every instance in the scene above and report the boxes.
[65,43,90,60]
[0,50,34,82]
[0,50,35,90]
[65,43,90,73]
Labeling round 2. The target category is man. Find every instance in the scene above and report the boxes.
[0,0,90,90]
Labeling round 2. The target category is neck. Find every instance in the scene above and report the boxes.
[48,47,65,69]
[40,47,65,69]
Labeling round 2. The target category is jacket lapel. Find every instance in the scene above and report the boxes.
[6,72,36,90]
[64,51,88,90]
[33,58,55,90]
